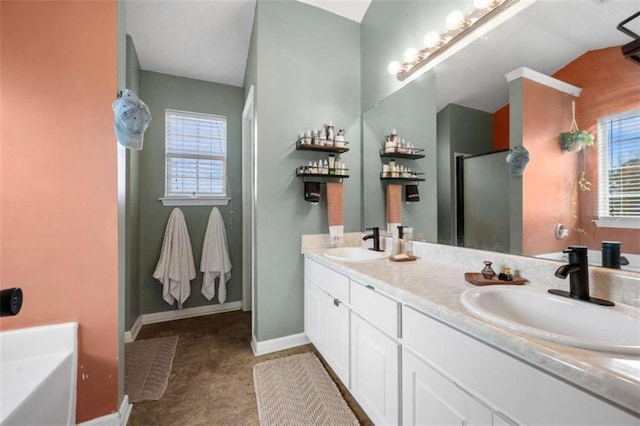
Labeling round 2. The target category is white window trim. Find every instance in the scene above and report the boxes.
[596,108,640,228]
[164,109,228,201]
[159,197,230,207]
[593,217,640,229]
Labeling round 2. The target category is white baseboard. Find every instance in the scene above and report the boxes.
[79,395,131,426]
[124,316,143,343]
[251,332,310,356]
[124,301,243,342]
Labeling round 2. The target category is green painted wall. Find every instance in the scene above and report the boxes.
[138,71,244,314]
[125,35,141,330]
[360,0,469,110]
[253,0,361,341]
[362,72,437,241]
[436,104,493,245]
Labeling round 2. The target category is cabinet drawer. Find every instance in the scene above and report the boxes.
[351,280,399,338]
[305,258,349,303]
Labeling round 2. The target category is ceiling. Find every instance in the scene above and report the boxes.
[127,0,638,105]
[126,0,371,87]
[435,0,640,113]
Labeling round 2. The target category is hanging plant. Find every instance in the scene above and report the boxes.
[559,101,595,152]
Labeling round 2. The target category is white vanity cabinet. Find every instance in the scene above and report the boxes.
[304,255,638,426]
[350,279,401,426]
[304,258,401,425]
[403,305,638,426]
[403,349,494,426]
[304,259,351,386]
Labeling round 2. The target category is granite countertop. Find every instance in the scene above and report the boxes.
[303,247,640,416]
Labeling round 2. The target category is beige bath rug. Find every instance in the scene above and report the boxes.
[253,352,358,426]
[125,335,179,403]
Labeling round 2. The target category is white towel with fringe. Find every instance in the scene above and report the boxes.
[153,208,196,309]
[201,207,232,303]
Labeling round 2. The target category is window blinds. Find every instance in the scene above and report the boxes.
[598,111,640,218]
[165,110,227,197]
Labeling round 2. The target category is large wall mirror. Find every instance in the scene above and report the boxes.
[362,0,640,271]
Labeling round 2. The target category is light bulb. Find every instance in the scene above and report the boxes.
[446,10,465,30]
[423,31,441,49]
[404,48,419,63]
[473,0,492,9]
[387,61,402,75]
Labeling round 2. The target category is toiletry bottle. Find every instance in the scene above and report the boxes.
[393,234,403,255]
[322,159,329,174]
[390,129,398,143]
[304,131,312,145]
[311,129,318,145]
[298,132,305,145]
[335,129,345,147]
[498,267,513,281]
[326,121,335,142]
[319,128,327,146]
[403,234,413,257]
[481,261,496,279]
[328,154,336,175]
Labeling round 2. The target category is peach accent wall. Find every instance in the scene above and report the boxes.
[521,79,581,256]
[1,1,118,422]
[553,47,640,253]
[493,104,509,151]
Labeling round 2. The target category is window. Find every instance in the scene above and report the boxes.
[597,110,640,228]
[162,109,229,206]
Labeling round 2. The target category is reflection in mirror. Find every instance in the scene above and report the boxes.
[362,0,640,272]
[362,72,438,241]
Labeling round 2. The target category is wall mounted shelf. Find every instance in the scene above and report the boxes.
[296,167,349,179]
[296,138,349,154]
[379,148,425,159]
[380,172,425,183]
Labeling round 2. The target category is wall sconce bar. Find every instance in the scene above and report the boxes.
[395,0,520,82]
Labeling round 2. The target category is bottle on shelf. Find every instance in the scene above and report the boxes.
[326,121,335,143]
[328,154,335,175]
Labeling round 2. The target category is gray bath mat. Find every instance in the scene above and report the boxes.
[253,352,358,426]
[125,335,179,403]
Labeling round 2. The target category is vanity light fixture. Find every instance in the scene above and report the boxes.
[388,0,522,81]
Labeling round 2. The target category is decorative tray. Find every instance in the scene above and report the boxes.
[464,272,527,286]
[390,254,418,262]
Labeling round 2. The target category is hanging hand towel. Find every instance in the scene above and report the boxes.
[153,208,196,309]
[387,184,402,236]
[327,182,344,245]
[201,207,232,304]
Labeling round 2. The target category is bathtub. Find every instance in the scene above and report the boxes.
[1,322,77,426]
[536,249,640,272]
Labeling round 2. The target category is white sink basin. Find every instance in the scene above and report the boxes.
[461,285,640,355]
[324,247,389,262]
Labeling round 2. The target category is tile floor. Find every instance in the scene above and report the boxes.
[128,310,371,426]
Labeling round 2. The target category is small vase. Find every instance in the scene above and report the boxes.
[481,261,496,279]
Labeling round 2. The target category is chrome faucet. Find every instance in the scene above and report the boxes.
[363,227,383,252]
[549,246,614,306]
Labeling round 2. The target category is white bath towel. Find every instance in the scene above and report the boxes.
[153,208,196,309]
[201,207,232,303]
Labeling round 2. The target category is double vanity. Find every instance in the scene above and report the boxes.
[303,236,640,425]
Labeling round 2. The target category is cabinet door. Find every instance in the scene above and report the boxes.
[351,313,400,425]
[323,297,350,388]
[403,349,493,426]
[304,279,325,351]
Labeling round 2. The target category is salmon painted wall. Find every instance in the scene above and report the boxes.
[521,79,580,256]
[553,47,640,253]
[493,104,509,151]
[0,1,119,422]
